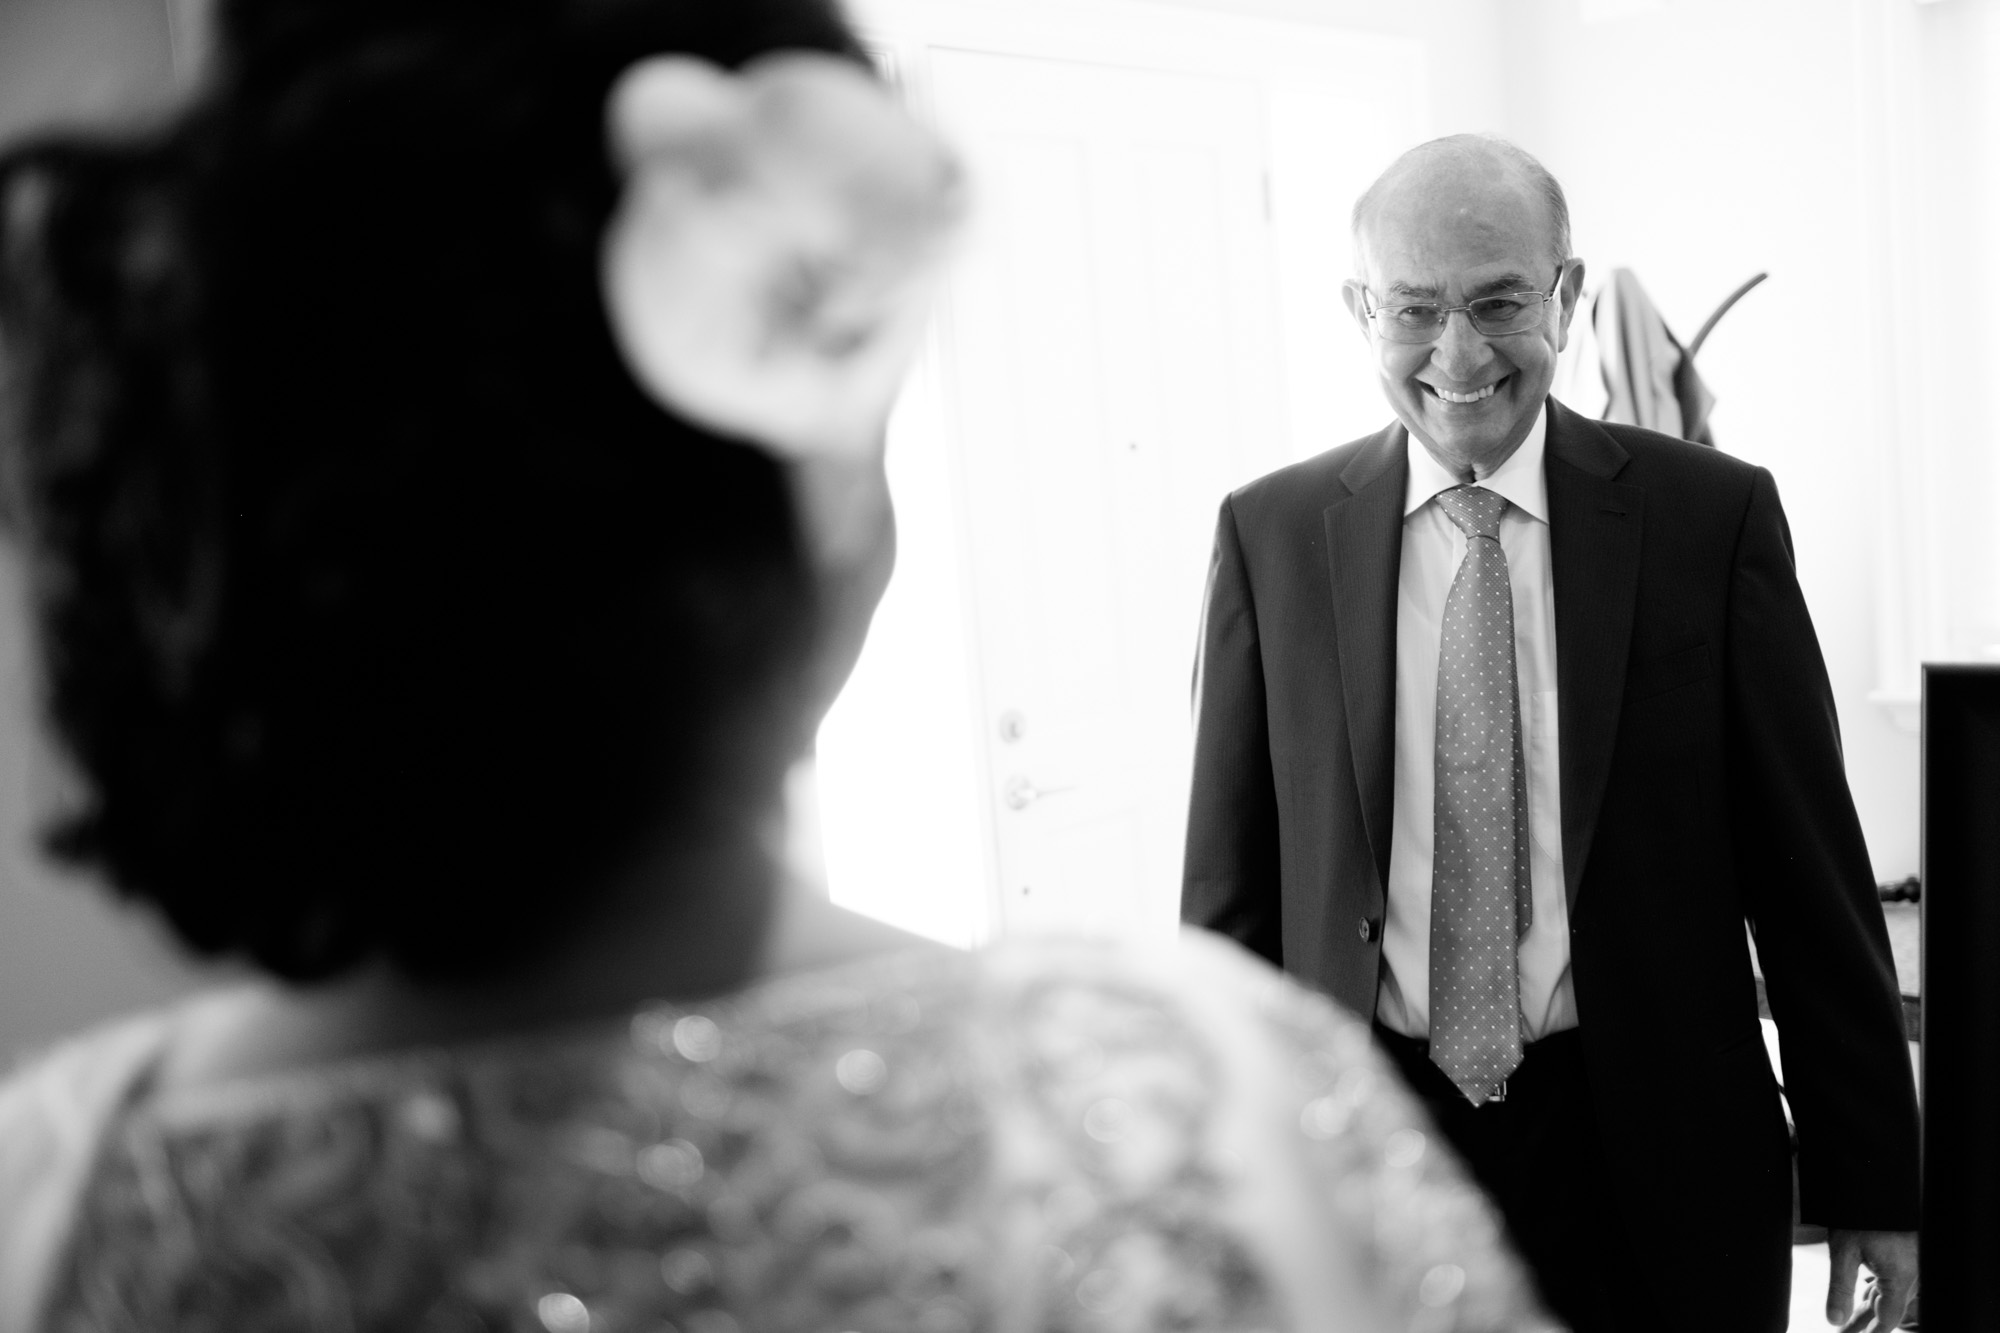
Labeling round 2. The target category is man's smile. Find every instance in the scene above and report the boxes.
[1421,374,1510,405]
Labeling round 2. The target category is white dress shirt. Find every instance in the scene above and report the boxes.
[1375,405,1577,1041]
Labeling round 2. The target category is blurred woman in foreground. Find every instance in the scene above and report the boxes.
[0,1,1553,1328]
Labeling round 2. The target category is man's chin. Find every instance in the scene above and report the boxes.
[1404,419,1522,478]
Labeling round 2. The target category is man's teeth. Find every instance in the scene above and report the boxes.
[1434,382,1500,404]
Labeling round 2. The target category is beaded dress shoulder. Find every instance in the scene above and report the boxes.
[29,936,1554,1332]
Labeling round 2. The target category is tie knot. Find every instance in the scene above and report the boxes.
[1435,485,1507,539]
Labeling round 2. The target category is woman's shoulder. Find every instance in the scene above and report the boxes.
[0,1001,205,1333]
[39,934,1553,1331]
[964,931,1555,1329]
[748,929,1550,1331]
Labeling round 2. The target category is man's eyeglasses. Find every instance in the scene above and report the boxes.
[1359,265,1567,344]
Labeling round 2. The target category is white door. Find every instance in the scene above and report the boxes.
[927,50,1290,939]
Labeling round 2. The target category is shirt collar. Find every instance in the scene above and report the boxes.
[1402,401,1550,524]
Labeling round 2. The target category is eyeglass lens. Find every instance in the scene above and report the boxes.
[1375,295,1548,343]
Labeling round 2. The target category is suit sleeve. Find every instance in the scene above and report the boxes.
[1181,494,1284,966]
[1725,467,1921,1230]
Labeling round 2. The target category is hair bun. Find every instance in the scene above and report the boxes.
[0,0,857,985]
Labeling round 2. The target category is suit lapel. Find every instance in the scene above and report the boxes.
[1544,400,1646,913]
[1324,424,1407,899]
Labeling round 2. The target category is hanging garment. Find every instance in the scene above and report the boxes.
[1555,267,1718,447]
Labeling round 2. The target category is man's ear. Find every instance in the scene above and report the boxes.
[1554,257,1587,352]
[1339,279,1374,345]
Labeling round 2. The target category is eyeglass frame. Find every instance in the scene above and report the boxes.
[1353,262,1571,344]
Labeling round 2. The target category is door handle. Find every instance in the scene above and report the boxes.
[1003,775,1074,811]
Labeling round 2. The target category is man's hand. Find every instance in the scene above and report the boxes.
[1826,1228,1918,1330]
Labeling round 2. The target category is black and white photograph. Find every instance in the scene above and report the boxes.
[0,0,1993,1329]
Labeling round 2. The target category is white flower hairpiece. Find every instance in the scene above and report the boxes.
[600,52,966,463]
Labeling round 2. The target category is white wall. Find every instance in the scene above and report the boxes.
[0,0,176,134]
[0,0,218,1066]
[1498,0,1930,880]
[1140,0,1507,136]
[1859,0,2000,696]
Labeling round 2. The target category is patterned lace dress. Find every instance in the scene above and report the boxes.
[5,933,1559,1332]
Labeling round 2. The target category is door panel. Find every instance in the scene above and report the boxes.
[927,50,1289,938]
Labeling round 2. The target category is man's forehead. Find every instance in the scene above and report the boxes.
[1358,195,1552,283]
[1373,149,1540,222]
[1356,156,1555,280]
[1360,226,1550,292]
[1375,264,1544,299]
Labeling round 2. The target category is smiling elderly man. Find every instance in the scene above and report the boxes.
[1182,134,1920,1333]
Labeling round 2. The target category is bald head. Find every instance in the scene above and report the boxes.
[1351,135,1570,280]
[1338,133,1583,481]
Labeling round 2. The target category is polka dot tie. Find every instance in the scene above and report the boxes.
[1429,485,1532,1106]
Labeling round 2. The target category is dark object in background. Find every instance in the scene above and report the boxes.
[1919,663,2000,1332]
[1879,874,1921,903]
[1684,272,1767,362]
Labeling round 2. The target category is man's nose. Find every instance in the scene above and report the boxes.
[1430,308,1495,379]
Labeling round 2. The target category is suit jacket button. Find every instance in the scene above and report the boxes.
[1358,917,1379,943]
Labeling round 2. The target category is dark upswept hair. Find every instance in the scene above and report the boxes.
[0,0,866,984]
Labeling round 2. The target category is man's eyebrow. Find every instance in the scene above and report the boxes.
[1381,273,1542,301]
[1466,273,1539,298]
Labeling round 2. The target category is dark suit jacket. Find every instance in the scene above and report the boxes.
[1182,399,1920,1286]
